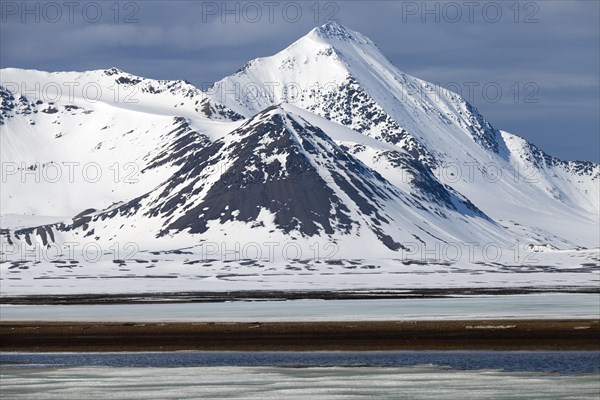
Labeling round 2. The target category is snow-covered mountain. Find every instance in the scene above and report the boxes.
[208,21,599,248]
[0,22,598,294]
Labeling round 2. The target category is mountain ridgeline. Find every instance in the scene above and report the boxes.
[1,22,598,260]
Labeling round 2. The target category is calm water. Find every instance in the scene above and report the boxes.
[2,294,599,321]
[2,351,599,374]
[1,352,599,400]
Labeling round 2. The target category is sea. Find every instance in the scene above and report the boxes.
[2,351,599,399]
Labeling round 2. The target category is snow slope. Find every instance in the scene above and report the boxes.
[0,68,244,217]
[209,21,599,248]
[0,22,598,294]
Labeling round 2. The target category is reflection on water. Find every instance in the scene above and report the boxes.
[1,352,599,400]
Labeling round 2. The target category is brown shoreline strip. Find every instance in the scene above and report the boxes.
[1,320,599,351]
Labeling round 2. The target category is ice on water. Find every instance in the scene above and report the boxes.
[2,366,599,400]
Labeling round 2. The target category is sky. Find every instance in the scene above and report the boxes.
[1,0,599,162]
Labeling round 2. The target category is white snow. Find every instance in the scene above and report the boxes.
[1,22,598,295]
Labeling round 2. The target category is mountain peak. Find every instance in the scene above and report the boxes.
[309,21,373,45]
[103,67,124,76]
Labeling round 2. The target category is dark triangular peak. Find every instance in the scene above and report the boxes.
[146,106,401,247]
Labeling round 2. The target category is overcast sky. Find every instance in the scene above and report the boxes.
[1,0,598,162]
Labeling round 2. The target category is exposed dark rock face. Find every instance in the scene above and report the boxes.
[516,137,598,178]
[2,24,598,261]
[198,98,244,121]
[1,87,40,123]
[0,86,16,124]
[2,100,507,252]
[303,76,435,166]
[143,117,212,171]
[102,68,245,122]
[24,106,410,250]
[343,144,487,220]
[146,106,401,248]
